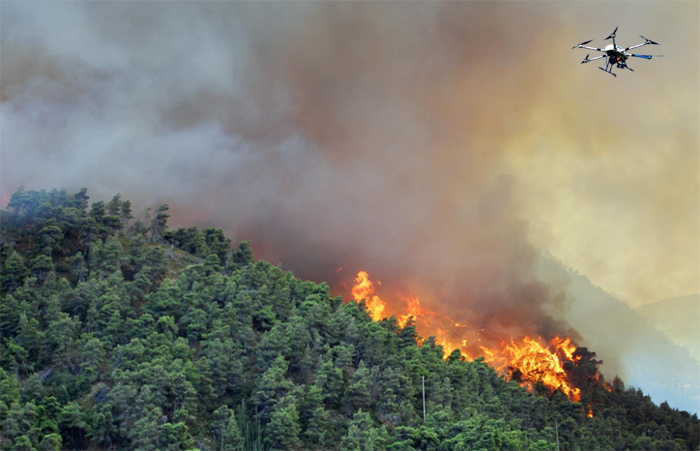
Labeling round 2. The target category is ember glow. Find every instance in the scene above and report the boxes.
[351,270,584,402]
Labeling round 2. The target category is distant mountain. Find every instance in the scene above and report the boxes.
[634,294,700,364]
[537,254,700,415]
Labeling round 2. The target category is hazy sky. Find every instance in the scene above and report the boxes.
[1,1,697,329]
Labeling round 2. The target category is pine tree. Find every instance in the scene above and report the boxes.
[340,409,388,451]
[120,200,134,232]
[344,360,372,416]
[128,407,161,451]
[212,406,245,451]
[149,204,170,243]
[231,241,254,268]
[1,251,29,292]
[264,395,301,450]
[29,255,53,284]
[254,355,294,423]
[36,221,63,258]
[70,252,87,284]
[107,194,122,216]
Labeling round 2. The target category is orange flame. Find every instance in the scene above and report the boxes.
[350,270,585,402]
[480,336,581,402]
[551,336,579,362]
[351,271,386,322]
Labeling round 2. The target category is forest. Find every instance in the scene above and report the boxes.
[1,187,698,450]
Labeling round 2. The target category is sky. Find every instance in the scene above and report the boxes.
[1,1,698,408]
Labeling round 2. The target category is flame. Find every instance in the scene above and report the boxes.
[551,336,579,362]
[479,336,581,402]
[397,294,445,328]
[350,270,586,402]
[351,271,386,322]
[397,295,420,328]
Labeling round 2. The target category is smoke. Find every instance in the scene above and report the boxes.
[2,1,698,401]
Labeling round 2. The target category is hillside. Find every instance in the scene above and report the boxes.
[1,188,698,451]
[635,295,700,364]
[536,255,700,415]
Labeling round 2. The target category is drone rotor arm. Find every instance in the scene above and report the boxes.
[581,54,605,64]
[576,45,606,52]
[624,42,649,51]
[571,39,594,49]
[626,36,660,52]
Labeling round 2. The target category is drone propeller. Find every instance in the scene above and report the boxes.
[572,39,593,49]
[640,35,659,45]
[581,54,590,64]
[605,26,618,40]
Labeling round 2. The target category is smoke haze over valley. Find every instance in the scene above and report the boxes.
[2,2,698,412]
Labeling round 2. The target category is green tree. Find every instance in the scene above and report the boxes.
[314,353,345,409]
[149,204,170,243]
[128,407,161,451]
[300,385,326,445]
[69,252,87,284]
[36,220,63,258]
[71,188,90,214]
[59,401,89,449]
[253,355,294,423]
[37,433,62,450]
[120,199,134,231]
[29,255,54,284]
[212,405,245,451]
[1,251,29,292]
[89,200,106,224]
[344,361,372,416]
[11,435,35,451]
[17,313,45,365]
[231,241,253,268]
[202,337,244,398]
[340,409,388,451]
[107,194,122,216]
[157,409,193,450]
[264,395,301,450]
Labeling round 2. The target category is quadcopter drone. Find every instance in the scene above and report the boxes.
[571,27,662,77]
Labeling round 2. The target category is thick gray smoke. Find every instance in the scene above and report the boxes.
[1,2,568,333]
[2,2,698,411]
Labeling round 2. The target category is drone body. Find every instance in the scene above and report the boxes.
[572,27,662,77]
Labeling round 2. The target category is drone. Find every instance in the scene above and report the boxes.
[571,27,662,77]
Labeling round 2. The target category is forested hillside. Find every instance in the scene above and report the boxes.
[1,188,698,451]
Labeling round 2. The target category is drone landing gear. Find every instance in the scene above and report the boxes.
[599,67,617,77]
[599,60,617,77]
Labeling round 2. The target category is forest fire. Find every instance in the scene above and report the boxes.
[350,270,584,402]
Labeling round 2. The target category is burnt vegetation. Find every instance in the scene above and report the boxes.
[1,187,698,450]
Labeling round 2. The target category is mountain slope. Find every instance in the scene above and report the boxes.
[537,254,700,415]
[634,294,700,364]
